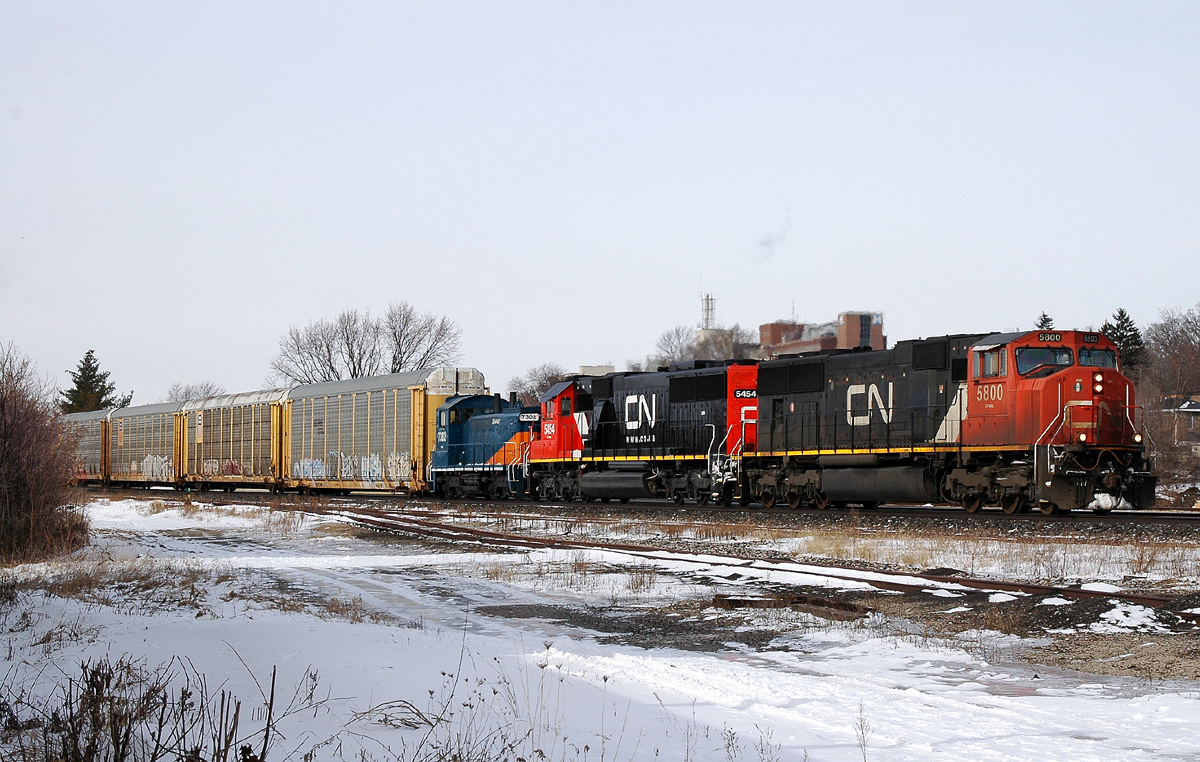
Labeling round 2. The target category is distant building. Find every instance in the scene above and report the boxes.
[757,312,886,358]
[1162,395,1200,447]
[579,365,615,376]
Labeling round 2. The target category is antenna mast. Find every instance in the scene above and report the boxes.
[700,293,716,330]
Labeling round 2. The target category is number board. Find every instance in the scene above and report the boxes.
[1082,333,1099,343]
[1037,332,1062,343]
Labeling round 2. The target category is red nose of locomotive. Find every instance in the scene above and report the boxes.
[1069,368,1141,447]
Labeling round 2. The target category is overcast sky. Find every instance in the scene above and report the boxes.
[3,2,1198,403]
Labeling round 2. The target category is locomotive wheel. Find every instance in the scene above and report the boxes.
[1000,495,1023,515]
[1037,500,1058,516]
[786,491,802,510]
[672,492,684,505]
[696,492,710,507]
[962,494,984,514]
[761,490,777,509]
[738,494,752,507]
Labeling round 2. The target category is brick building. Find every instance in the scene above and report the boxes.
[757,312,886,358]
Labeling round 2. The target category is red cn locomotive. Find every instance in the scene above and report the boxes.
[742,330,1154,514]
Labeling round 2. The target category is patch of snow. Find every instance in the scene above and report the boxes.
[1038,597,1074,606]
[988,593,1017,603]
[1080,582,1122,593]
[1088,603,1171,634]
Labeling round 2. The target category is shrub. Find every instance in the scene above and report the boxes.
[0,343,88,562]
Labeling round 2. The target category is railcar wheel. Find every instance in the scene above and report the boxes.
[813,491,831,510]
[962,494,983,514]
[861,501,879,510]
[786,491,803,510]
[1037,500,1058,516]
[738,494,752,507]
[619,497,630,504]
[1000,495,1023,515]
[1092,506,1112,516]
[600,497,610,503]
[761,490,777,509]
[696,492,710,507]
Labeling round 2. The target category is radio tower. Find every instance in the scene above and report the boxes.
[700,293,716,330]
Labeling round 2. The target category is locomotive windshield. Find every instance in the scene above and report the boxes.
[1015,346,1073,375]
[1079,348,1118,368]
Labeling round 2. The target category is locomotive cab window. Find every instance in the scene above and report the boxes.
[449,409,460,425]
[973,348,1007,378]
[560,397,572,416]
[1079,348,1118,369]
[1015,347,1073,375]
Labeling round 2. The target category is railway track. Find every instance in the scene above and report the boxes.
[91,486,1200,526]
[291,502,1198,622]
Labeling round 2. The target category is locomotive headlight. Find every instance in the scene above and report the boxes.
[1133,433,1143,443]
[1094,383,1104,393]
[1079,433,1088,442]
[1093,373,1104,383]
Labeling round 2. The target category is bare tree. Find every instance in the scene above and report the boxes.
[695,324,758,361]
[163,381,227,403]
[381,301,463,372]
[270,318,342,384]
[1144,304,1200,460]
[332,309,384,379]
[1145,304,1200,403]
[650,325,696,368]
[271,305,460,385]
[508,363,569,406]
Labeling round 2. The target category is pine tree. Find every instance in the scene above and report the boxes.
[1035,312,1055,330]
[1101,308,1145,368]
[60,350,133,413]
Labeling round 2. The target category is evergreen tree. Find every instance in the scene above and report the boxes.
[1035,312,1055,330]
[60,350,133,413]
[1101,308,1146,368]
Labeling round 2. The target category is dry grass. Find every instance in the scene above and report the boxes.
[322,595,369,623]
[625,562,658,593]
[5,552,229,616]
[258,509,305,537]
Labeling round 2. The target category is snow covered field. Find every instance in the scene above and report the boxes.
[3,498,1199,761]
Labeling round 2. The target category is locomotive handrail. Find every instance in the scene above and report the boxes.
[704,423,718,473]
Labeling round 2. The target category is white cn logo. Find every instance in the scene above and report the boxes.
[624,394,657,430]
[846,382,894,426]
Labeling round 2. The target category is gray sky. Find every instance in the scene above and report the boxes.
[3,2,1198,403]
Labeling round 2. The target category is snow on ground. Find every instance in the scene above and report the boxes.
[5,498,1200,761]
